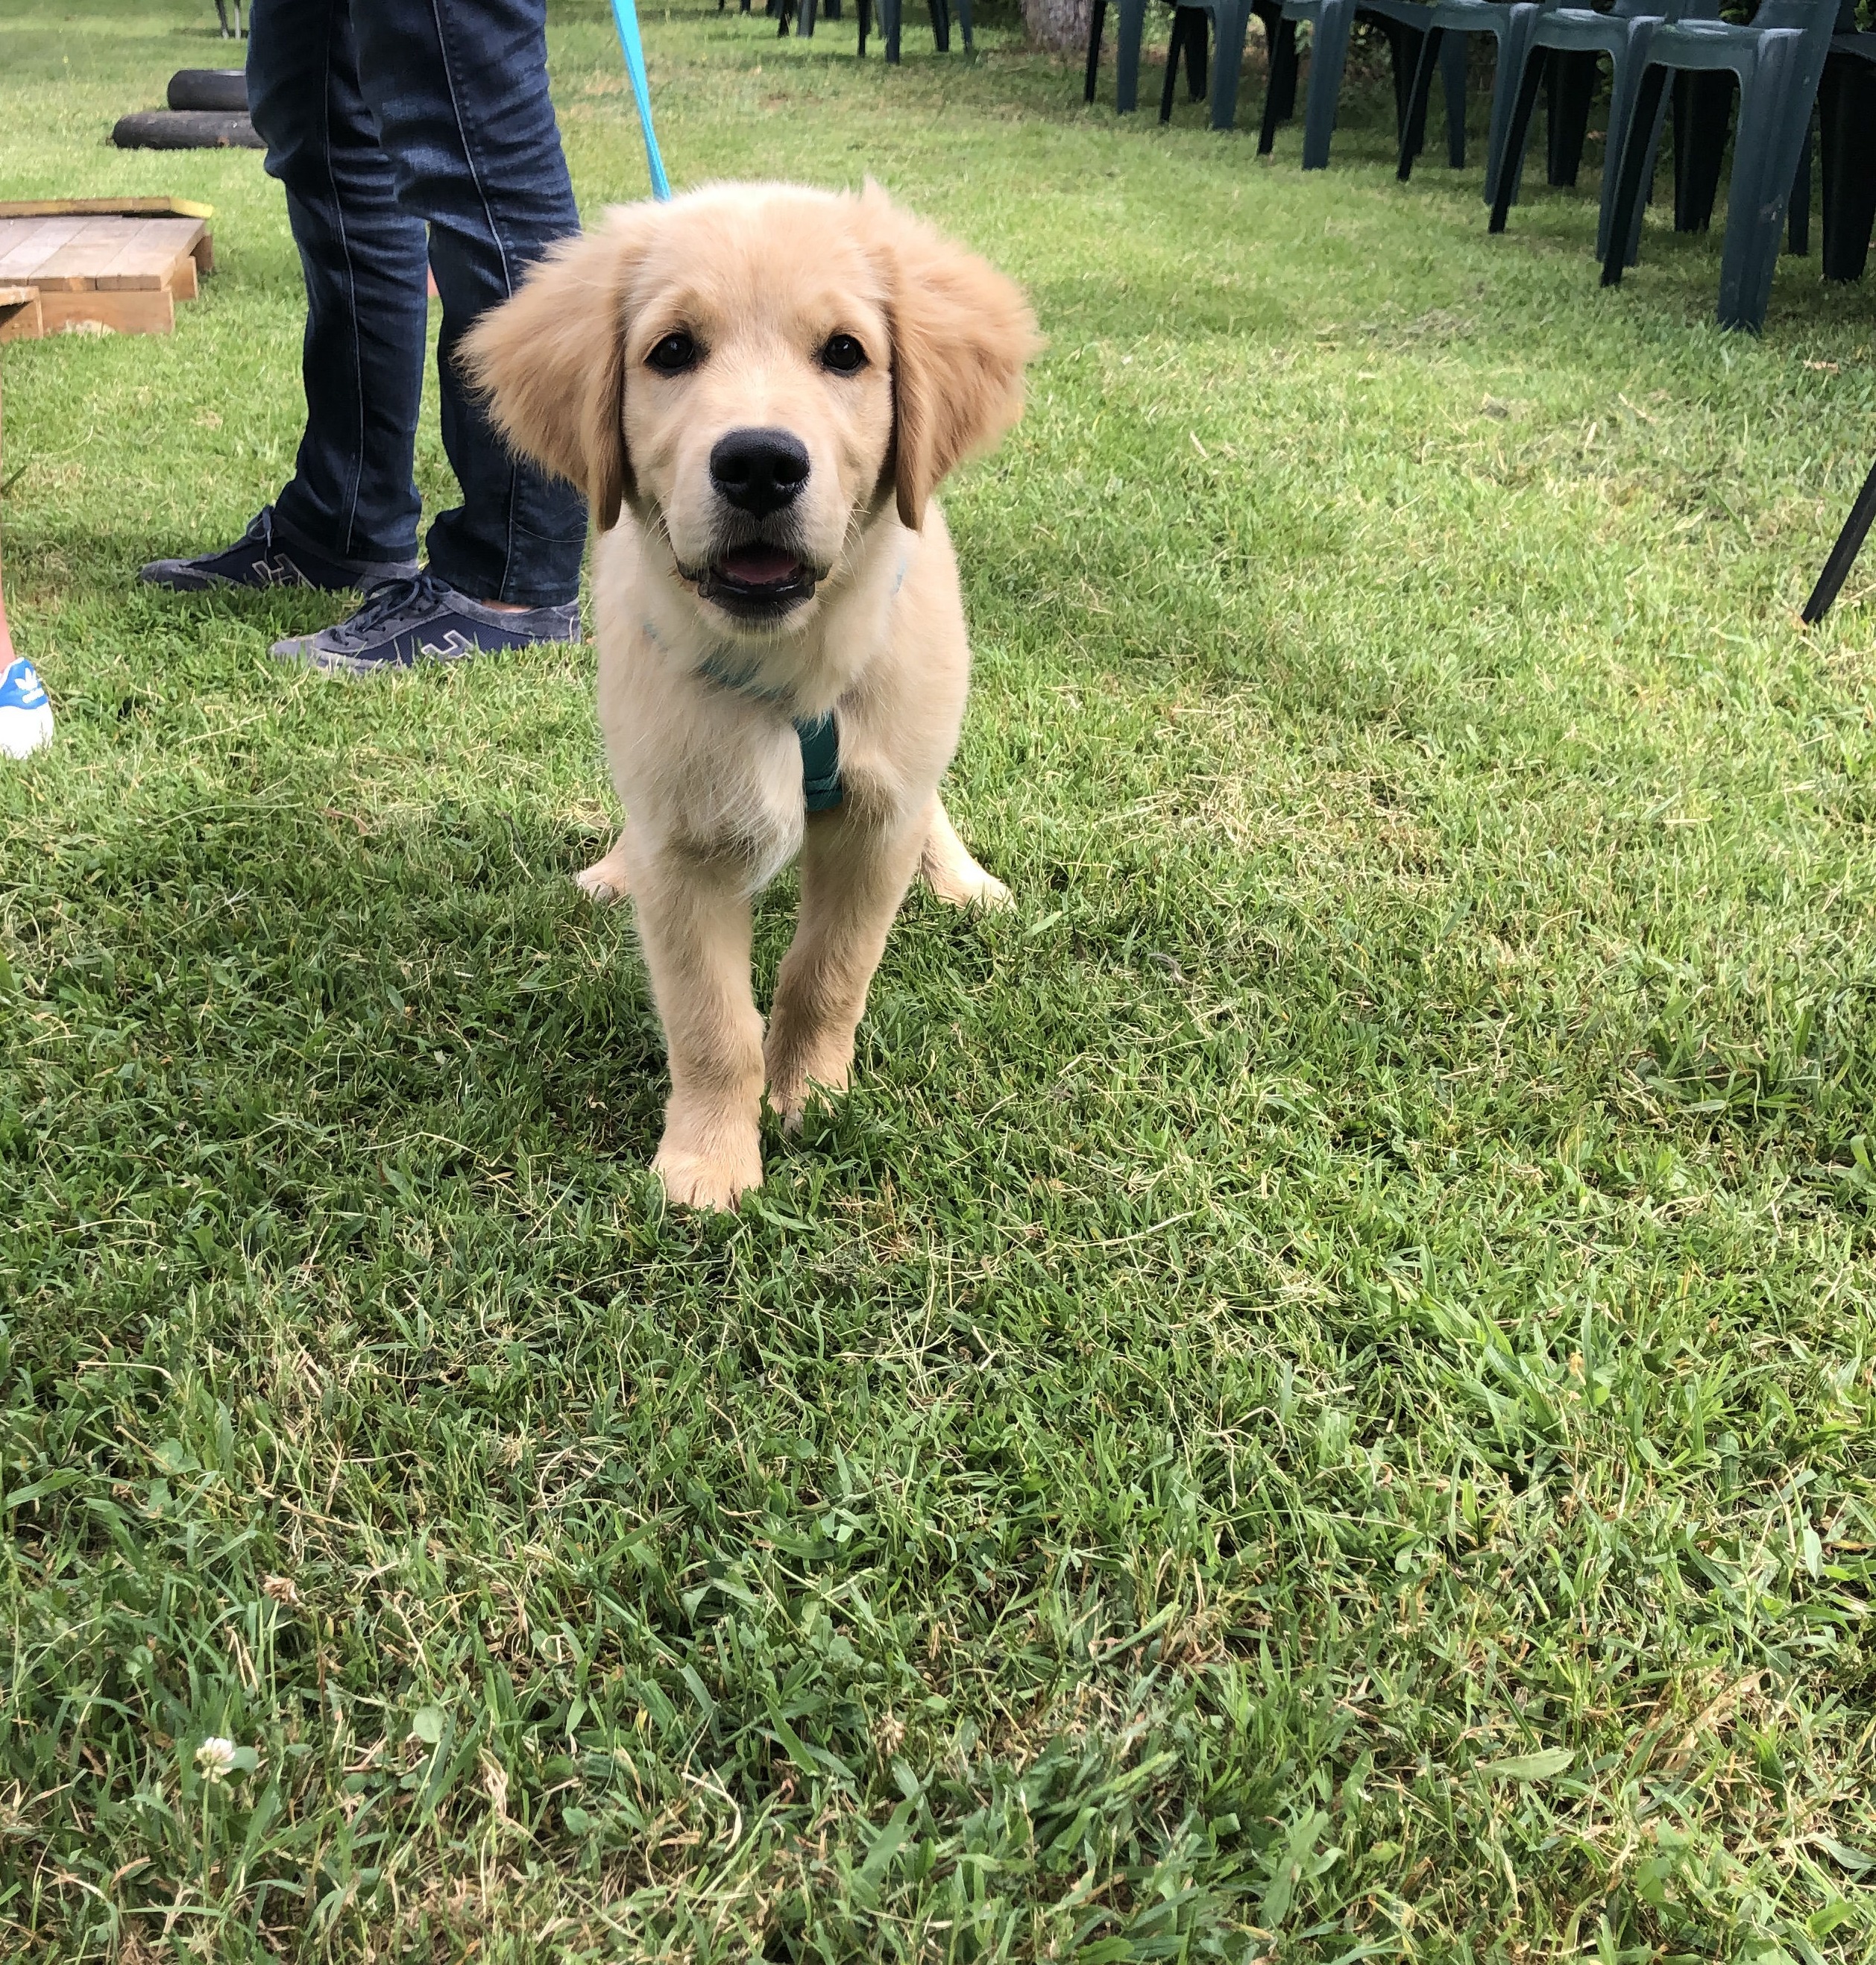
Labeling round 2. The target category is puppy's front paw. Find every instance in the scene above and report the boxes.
[921,837,1013,913]
[939,863,1013,912]
[765,1036,852,1137]
[653,1136,763,1212]
[575,852,630,905]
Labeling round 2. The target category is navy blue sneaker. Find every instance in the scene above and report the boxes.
[268,572,581,676]
[139,506,418,593]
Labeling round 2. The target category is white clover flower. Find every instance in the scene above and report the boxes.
[195,1736,238,1783]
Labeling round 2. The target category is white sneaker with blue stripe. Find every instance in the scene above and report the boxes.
[0,656,53,759]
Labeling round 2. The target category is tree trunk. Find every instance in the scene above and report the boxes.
[1024,0,1092,55]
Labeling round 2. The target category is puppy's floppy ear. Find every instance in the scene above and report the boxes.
[857,182,1041,531]
[460,205,658,535]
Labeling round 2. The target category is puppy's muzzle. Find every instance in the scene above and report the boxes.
[693,426,819,620]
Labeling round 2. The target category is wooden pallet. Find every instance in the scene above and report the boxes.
[0,286,41,345]
[0,199,213,339]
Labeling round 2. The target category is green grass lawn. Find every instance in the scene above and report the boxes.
[4,1,1876,1958]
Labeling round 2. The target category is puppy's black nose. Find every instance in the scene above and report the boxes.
[710,427,810,518]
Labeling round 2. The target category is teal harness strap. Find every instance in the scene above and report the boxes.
[696,647,791,705]
[689,643,844,811]
[796,713,844,812]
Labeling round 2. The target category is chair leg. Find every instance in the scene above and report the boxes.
[1547,48,1598,186]
[1672,71,1734,232]
[1161,9,1188,119]
[1206,0,1250,128]
[1255,0,1294,120]
[1258,15,1298,153]
[1398,25,1444,180]
[1787,111,1812,255]
[929,0,949,53]
[1716,42,1820,330]
[1187,5,1209,97]
[1820,56,1876,281]
[1115,0,1152,110]
[1085,0,1107,101]
[1480,13,1536,204]
[956,0,970,51]
[1490,43,1549,231]
[1300,0,1357,166]
[1441,31,1467,169]
[1382,19,1414,140]
[1595,33,1652,262]
[883,0,901,61]
[1603,61,1670,283]
[800,0,819,35]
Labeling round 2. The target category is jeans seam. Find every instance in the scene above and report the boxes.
[318,5,367,559]
[426,0,521,602]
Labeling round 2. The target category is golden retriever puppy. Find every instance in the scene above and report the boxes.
[463,183,1037,1210]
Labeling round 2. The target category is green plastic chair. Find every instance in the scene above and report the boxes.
[1255,0,1471,169]
[1393,0,1537,189]
[1600,0,1842,329]
[1487,0,1723,260]
[794,0,967,57]
[1086,0,1284,127]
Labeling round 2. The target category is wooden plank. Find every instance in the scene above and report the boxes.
[192,231,214,277]
[0,218,86,282]
[39,287,174,336]
[0,290,43,344]
[0,197,213,220]
[169,253,198,301]
[0,220,56,274]
[94,218,207,290]
[32,217,144,291]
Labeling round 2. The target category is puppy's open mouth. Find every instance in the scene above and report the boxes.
[695,544,819,617]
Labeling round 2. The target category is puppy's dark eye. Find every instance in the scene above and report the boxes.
[819,333,867,374]
[646,330,699,374]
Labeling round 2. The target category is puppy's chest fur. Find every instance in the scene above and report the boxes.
[593,512,964,884]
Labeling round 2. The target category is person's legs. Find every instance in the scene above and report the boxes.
[247,0,428,566]
[351,0,587,607]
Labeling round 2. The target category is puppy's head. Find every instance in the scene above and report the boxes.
[462,183,1038,635]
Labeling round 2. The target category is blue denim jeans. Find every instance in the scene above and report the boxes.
[247,0,586,606]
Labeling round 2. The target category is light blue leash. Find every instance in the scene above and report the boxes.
[608,0,672,200]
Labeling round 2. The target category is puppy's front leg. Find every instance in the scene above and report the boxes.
[765,811,927,1134]
[631,849,767,1210]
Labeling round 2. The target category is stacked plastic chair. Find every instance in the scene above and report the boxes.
[1254,0,1472,169]
[1085,0,1282,127]
[1600,0,1844,329]
[1486,0,1722,260]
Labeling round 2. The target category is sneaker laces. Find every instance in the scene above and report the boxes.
[327,570,450,645]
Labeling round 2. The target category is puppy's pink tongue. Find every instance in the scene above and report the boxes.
[717,544,802,585]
